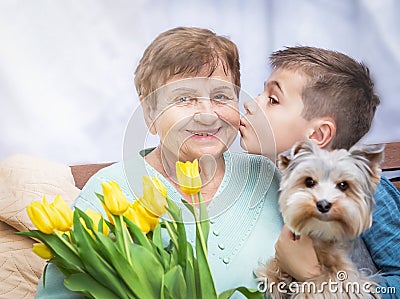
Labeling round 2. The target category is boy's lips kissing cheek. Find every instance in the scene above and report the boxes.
[239,117,248,137]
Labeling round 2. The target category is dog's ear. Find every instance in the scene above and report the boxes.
[350,143,385,185]
[278,139,316,171]
[278,150,291,171]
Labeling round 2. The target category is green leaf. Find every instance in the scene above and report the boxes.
[95,192,104,202]
[184,245,196,299]
[163,266,187,299]
[123,216,152,251]
[72,210,130,299]
[64,272,119,298]
[198,192,210,244]
[18,230,84,274]
[165,199,189,273]
[218,287,264,299]
[128,242,165,298]
[94,233,143,298]
[192,255,202,299]
[195,237,217,299]
[182,197,217,298]
[95,232,165,299]
[151,224,171,270]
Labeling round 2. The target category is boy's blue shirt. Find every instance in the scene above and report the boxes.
[361,176,400,298]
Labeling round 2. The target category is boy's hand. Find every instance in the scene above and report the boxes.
[275,225,321,281]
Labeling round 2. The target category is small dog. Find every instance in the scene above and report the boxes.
[256,139,384,299]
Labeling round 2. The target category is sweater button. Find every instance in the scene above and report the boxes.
[218,243,225,250]
[222,257,230,264]
[213,230,219,236]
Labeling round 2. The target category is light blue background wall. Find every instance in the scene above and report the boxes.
[1,0,399,164]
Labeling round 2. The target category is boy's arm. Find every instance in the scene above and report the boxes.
[361,176,400,298]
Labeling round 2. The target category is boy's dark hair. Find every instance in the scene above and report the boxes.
[270,46,380,150]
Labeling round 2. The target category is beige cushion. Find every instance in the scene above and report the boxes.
[0,155,80,299]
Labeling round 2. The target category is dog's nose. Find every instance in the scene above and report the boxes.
[316,200,332,213]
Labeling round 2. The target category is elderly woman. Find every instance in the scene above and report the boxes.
[35,27,282,298]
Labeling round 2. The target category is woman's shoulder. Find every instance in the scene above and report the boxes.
[227,151,281,191]
[228,151,279,176]
[229,151,277,165]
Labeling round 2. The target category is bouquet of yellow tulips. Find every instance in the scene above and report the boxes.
[19,160,262,299]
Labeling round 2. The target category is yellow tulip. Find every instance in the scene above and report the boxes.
[26,196,73,234]
[51,195,73,232]
[32,243,54,260]
[123,200,159,234]
[84,209,109,235]
[101,181,130,215]
[176,159,202,195]
[141,176,167,216]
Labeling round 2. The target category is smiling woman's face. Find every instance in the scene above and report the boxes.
[145,64,240,162]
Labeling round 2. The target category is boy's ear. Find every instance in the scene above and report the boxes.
[140,95,157,135]
[308,118,336,149]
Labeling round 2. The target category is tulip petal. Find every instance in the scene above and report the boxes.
[176,160,202,195]
[102,181,130,215]
[32,243,54,259]
[26,200,55,234]
[141,176,167,216]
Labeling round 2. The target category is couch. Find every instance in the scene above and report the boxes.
[2,141,398,298]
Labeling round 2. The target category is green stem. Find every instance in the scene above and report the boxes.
[55,231,79,256]
[54,231,86,273]
[114,215,132,265]
[163,219,179,248]
[191,194,208,255]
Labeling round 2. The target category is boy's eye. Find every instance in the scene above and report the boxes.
[269,96,279,105]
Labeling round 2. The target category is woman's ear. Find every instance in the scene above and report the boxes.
[308,118,336,149]
[140,95,157,135]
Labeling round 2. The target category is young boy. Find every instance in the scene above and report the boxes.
[240,46,400,296]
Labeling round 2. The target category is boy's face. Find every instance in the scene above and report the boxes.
[240,68,313,159]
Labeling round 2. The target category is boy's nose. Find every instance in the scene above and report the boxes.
[244,100,256,114]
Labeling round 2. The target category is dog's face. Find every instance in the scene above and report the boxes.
[278,139,384,242]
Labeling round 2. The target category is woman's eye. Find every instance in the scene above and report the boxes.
[269,96,279,105]
[177,96,192,103]
[213,94,231,102]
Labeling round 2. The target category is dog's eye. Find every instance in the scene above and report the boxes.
[305,177,316,188]
[337,181,348,192]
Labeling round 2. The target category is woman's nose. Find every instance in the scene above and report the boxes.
[192,99,218,123]
[196,98,214,113]
[193,112,218,125]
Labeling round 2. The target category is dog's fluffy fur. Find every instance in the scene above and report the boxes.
[256,139,384,299]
